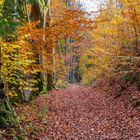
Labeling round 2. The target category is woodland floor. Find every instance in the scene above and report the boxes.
[40,84,140,140]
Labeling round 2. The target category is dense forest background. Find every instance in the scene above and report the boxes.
[0,0,140,139]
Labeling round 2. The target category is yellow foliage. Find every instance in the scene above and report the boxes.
[80,0,140,85]
[0,38,39,98]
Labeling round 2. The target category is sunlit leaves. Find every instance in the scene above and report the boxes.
[80,0,140,85]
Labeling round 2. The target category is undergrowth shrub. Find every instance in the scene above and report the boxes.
[123,72,140,90]
[54,79,69,89]
[0,96,49,140]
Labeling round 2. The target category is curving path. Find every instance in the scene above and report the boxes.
[42,84,140,140]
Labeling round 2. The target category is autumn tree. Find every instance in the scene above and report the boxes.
[80,0,140,88]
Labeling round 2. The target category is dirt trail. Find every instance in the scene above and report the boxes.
[43,84,140,140]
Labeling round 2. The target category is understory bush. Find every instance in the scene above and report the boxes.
[0,97,48,140]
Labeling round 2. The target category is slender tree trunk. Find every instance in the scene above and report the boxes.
[37,0,51,91]
[25,0,30,23]
[58,41,62,59]
[42,4,48,91]
[52,47,56,83]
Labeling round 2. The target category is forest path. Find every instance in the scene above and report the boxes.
[43,84,140,140]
